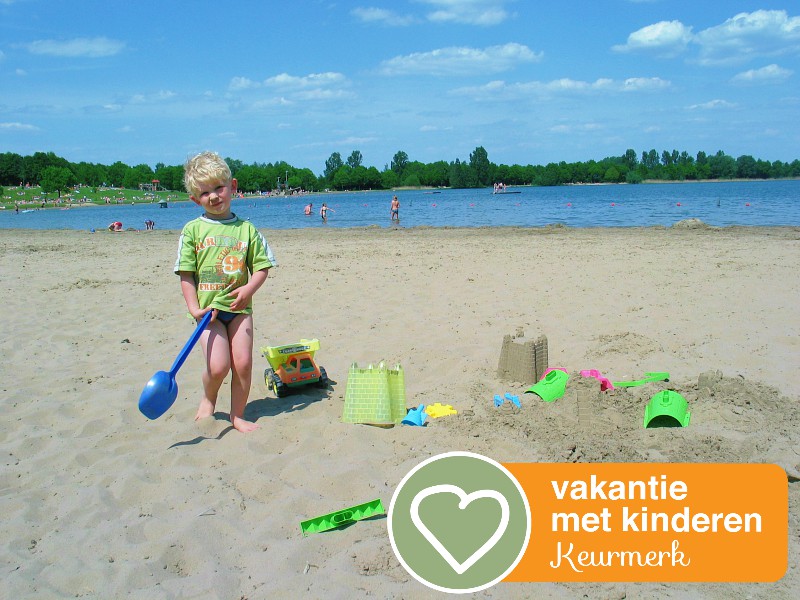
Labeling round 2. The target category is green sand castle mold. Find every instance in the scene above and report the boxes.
[342,362,406,425]
[644,390,691,428]
[525,369,569,402]
[300,498,385,535]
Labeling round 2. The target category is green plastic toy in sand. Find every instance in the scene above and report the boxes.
[643,390,691,428]
[525,369,569,402]
[612,371,670,388]
[300,498,385,536]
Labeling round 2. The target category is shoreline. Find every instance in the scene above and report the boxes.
[2,222,798,235]
[3,177,799,212]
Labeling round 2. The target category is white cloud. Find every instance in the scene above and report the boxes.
[420,124,453,132]
[352,0,511,27]
[612,10,800,65]
[687,99,736,110]
[25,36,125,58]
[129,90,177,104]
[732,63,793,84]
[229,76,260,90]
[453,76,670,99]
[250,98,292,110]
[80,103,123,115]
[379,43,541,76]
[421,0,510,26]
[229,72,352,107]
[0,122,39,131]
[230,72,349,99]
[549,123,604,134]
[351,7,416,26]
[265,72,347,88]
[695,10,800,65]
[339,136,378,145]
[612,20,693,56]
[293,88,356,101]
[622,77,672,91]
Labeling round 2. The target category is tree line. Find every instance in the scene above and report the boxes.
[1,147,797,196]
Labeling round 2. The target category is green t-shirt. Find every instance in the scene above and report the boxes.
[174,214,276,313]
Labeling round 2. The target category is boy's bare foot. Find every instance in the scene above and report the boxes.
[194,397,216,420]
[232,416,260,433]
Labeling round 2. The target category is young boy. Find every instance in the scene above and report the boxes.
[175,151,276,433]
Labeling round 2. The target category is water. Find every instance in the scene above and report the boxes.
[2,180,797,230]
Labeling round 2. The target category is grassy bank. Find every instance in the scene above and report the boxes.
[1,185,189,210]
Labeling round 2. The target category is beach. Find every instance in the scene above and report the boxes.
[2,224,799,598]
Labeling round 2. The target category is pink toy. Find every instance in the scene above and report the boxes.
[580,369,614,391]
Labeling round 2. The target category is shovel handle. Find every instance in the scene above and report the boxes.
[169,311,213,376]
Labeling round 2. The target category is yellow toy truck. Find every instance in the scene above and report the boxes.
[261,338,328,398]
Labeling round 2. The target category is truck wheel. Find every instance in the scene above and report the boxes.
[316,366,329,388]
[274,378,289,398]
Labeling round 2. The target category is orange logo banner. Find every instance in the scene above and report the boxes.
[502,463,787,582]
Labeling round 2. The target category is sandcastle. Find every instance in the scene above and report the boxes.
[342,362,406,426]
[497,332,548,385]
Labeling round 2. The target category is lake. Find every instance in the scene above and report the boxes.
[2,180,797,231]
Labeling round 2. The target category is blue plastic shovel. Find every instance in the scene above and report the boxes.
[138,311,212,420]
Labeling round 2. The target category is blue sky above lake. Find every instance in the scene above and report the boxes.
[1,0,798,173]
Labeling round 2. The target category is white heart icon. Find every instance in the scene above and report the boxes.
[410,484,510,575]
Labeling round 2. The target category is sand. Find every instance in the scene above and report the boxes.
[2,224,799,599]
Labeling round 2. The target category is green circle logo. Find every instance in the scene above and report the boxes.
[388,452,531,593]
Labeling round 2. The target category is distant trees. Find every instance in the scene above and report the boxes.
[346,150,363,169]
[323,152,343,181]
[391,150,409,177]
[40,166,75,196]
[154,164,185,191]
[123,164,155,189]
[469,146,491,187]
[0,146,798,195]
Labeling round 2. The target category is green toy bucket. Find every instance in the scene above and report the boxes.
[644,390,691,428]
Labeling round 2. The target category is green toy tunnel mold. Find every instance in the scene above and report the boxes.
[644,390,691,428]
[525,369,569,402]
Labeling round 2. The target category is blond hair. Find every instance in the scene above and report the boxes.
[183,151,232,197]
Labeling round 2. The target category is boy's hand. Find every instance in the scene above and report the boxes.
[191,307,217,322]
[228,283,254,312]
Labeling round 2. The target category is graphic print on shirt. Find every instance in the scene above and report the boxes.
[196,236,248,293]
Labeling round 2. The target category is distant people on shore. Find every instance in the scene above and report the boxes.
[144,219,155,230]
[108,221,122,231]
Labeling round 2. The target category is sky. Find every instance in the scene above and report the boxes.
[1,0,798,174]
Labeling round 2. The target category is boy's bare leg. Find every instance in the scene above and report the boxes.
[195,322,231,421]
[228,314,259,432]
